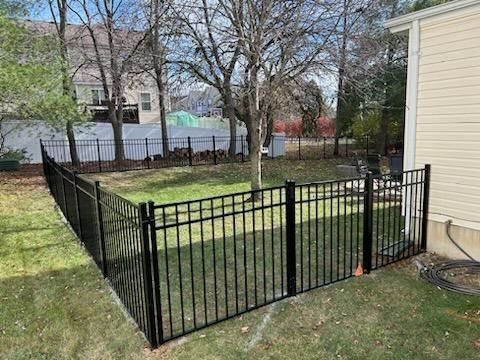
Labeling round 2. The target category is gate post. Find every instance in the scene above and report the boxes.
[421,164,431,251]
[147,201,163,345]
[285,180,297,296]
[362,172,373,273]
[139,202,159,347]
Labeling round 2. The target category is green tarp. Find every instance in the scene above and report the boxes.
[166,111,230,130]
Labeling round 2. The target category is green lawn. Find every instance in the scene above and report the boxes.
[0,170,147,359]
[2,162,479,359]
[88,159,343,204]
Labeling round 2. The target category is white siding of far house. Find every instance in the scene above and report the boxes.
[386,0,480,259]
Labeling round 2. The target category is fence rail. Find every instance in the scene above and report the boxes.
[41,135,367,174]
[41,144,429,347]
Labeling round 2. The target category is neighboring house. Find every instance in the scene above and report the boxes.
[23,20,170,124]
[385,0,480,259]
[172,86,223,117]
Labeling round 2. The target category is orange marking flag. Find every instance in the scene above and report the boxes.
[355,263,363,276]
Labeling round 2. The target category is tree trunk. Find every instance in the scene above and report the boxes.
[159,91,169,157]
[334,0,348,156]
[156,74,169,157]
[56,0,81,166]
[263,104,273,147]
[249,64,262,195]
[376,106,389,155]
[110,110,125,161]
[250,126,262,192]
[66,120,80,167]
[225,92,237,157]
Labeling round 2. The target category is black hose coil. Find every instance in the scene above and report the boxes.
[421,260,480,296]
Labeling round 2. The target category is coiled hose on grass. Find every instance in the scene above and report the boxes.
[419,220,480,296]
[421,260,480,296]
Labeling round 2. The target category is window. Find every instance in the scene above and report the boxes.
[91,89,106,105]
[140,92,151,111]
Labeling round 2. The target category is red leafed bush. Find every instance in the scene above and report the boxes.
[273,120,286,134]
[316,116,335,137]
[286,118,303,136]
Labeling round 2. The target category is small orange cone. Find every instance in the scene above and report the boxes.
[355,263,364,277]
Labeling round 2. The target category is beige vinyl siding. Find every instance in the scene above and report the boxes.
[416,9,480,230]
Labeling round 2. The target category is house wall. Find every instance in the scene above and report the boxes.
[75,81,168,124]
[413,5,480,258]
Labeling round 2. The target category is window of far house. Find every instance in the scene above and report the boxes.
[140,92,151,111]
[91,89,106,105]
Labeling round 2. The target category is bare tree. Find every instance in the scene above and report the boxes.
[139,0,171,156]
[331,0,385,155]
[228,0,338,192]
[47,0,86,166]
[69,0,148,161]
[173,0,241,157]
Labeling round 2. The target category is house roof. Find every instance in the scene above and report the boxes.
[385,0,480,33]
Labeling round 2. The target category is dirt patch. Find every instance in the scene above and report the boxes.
[0,164,45,188]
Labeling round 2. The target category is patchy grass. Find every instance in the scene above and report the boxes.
[88,159,344,204]
[2,164,479,359]
[90,159,479,359]
[155,262,480,359]
[0,169,147,359]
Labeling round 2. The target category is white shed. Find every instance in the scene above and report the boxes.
[385,0,480,259]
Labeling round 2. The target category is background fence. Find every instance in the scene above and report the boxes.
[41,145,429,347]
[41,135,365,174]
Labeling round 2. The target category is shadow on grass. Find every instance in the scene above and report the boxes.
[149,200,413,342]
[91,159,346,202]
[0,263,146,358]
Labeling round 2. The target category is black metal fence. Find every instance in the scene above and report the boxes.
[41,135,366,174]
[41,144,430,347]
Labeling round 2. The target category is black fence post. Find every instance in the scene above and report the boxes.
[147,201,163,346]
[94,181,108,277]
[60,169,68,217]
[96,139,102,173]
[187,136,193,166]
[40,141,47,178]
[241,135,245,162]
[421,164,431,251]
[366,136,369,155]
[362,172,373,273]
[72,171,83,241]
[139,202,159,348]
[145,138,150,169]
[285,180,297,296]
[345,137,349,157]
[298,136,301,160]
[212,136,217,165]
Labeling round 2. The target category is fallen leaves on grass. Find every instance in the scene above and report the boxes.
[474,339,480,350]
[241,326,249,333]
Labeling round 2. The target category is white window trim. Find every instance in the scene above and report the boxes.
[91,88,106,106]
[140,92,152,112]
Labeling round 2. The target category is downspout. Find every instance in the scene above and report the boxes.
[404,20,420,235]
